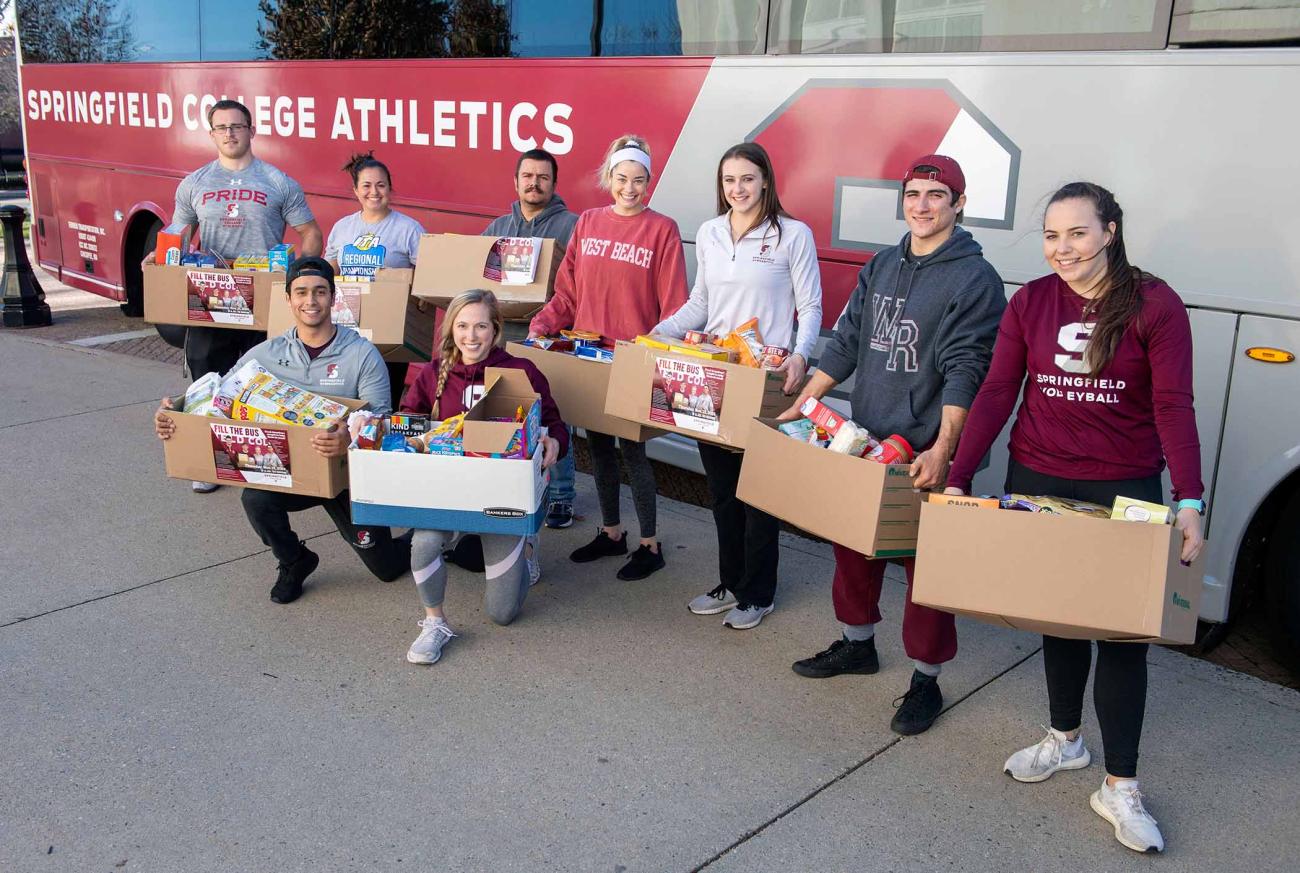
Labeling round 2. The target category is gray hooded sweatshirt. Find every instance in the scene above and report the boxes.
[817,226,1005,450]
[230,325,393,414]
[482,195,579,251]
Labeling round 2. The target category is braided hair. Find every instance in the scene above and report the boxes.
[432,290,504,415]
[1046,182,1159,377]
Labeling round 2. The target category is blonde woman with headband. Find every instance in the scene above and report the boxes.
[530,134,688,582]
[398,290,567,665]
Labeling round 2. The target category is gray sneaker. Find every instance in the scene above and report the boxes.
[688,585,738,615]
[723,602,774,629]
[192,480,219,493]
[406,618,455,665]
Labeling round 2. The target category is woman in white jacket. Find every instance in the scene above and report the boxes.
[654,142,823,629]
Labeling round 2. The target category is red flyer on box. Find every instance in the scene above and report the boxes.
[210,422,292,487]
[648,357,725,435]
[187,271,255,325]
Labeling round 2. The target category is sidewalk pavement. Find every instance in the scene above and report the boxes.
[1,330,1297,872]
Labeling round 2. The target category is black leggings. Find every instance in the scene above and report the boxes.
[586,431,657,540]
[1005,458,1164,779]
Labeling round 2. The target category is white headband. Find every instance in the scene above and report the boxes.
[609,146,652,175]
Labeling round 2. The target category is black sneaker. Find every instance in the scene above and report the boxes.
[270,544,319,604]
[617,544,665,581]
[890,670,943,736]
[545,501,574,529]
[791,637,880,678]
[569,529,628,563]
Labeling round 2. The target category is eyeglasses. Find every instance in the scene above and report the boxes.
[211,124,250,134]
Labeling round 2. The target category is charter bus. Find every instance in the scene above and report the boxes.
[14,1,1300,657]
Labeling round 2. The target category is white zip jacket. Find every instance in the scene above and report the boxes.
[653,213,823,361]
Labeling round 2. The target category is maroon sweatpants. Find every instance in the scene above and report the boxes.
[831,544,958,665]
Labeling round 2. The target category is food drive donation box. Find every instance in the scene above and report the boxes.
[144,263,277,331]
[411,234,560,320]
[603,341,787,449]
[506,341,658,442]
[911,499,1202,644]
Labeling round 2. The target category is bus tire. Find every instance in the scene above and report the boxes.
[1264,488,1300,671]
[120,216,162,317]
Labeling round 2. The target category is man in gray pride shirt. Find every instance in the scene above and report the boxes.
[782,154,1006,737]
[154,257,409,606]
[482,148,581,531]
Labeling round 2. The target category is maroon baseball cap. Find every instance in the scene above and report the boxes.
[902,154,965,197]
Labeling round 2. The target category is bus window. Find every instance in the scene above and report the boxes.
[511,0,597,57]
[768,0,1173,54]
[1171,0,1300,45]
[511,0,767,57]
[17,0,201,63]
[199,0,265,61]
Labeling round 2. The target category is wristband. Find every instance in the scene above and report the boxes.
[1176,498,1205,515]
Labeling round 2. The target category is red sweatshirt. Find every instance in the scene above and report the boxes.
[948,274,1202,501]
[400,346,569,456]
[529,206,689,340]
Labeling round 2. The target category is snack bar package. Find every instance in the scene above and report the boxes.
[1111,496,1173,524]
[575,345,614,363]
[387,413,431,438]
[182,371,222,416]
[229,372,350,427]
[999,494,1110,519]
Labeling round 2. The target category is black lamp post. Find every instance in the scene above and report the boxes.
[0,204,53,328]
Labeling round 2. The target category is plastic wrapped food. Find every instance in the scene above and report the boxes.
[828,420,879,457]
[182,371,222,416]
[1000,494,1110,518]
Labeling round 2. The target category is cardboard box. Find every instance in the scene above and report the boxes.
[266,268,435,362]
[736,418,923,557]
[349,369,549,535]
[911,500,1202,644]
[507,341,659,442]
[603,341,788,449]
[144,263,277,331]
[411,234,561,320]
[162,394,365,498]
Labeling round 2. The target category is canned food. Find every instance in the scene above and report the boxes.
[870,434,914,465]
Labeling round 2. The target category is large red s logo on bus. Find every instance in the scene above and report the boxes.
[747,80,1020,254]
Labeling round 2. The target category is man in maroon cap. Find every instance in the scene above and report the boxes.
[782,155,1007,735]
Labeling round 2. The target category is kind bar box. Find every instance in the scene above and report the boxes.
[267,269,434,362]
[507,341,659,442]
[411,234,561,320]
[162,394,365,497]
[144,263,276,331]
[736,418,923,557]
[350,369,548,535]
[604,341,787,449]
[911,500,1201,644]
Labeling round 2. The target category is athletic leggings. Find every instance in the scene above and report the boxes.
[1006,458,1163,779]
[411,530,529,626]
[586,431,658,539]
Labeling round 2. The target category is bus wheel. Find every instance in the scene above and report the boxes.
[120,217,162,317]
[1264,488,1300,671]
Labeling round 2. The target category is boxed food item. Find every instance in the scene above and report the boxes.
[349,368,549,535]
[412,234,561,320]
[912,499,1202,644]
[635,334,734,362]
[267,268,433,362]
[1112,496,1174,524]
[604,340,788,449]
[736,418,924,557]
[154,223,193,265]
[144,263,277,331]
[181,371,222,416]
[268,243,294,272]
[927,493,1000,510]
[229,371,351,428]
[508,341,659,442]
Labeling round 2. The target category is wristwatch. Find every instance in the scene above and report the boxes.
[1176,498,1206,515]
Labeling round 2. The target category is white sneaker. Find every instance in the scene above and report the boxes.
[688,585,738,615]
[723,602,774,629]
[1004,727,1092,783]
[406,618,455,665]
[192,480,219,493]
[1090,778,1165,854]
[526,535,541,587]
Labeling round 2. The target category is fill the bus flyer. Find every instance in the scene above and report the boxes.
[648,357,725,436]
[210,422,292,488]
[332,280,365,330]
[186,270,256,325]
[482,236,542,285]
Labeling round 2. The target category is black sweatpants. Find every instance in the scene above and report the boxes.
[698,442,780,608]
[1005,458,1164,779]
[587,431,658,539]
[241,488,410,582]
[185,326,263,381]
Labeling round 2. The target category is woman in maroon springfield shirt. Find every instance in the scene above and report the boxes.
[946,182,1204,855]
